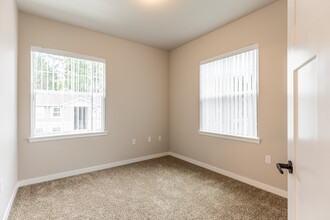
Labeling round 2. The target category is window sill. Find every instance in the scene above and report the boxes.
[28,131,108,143]
[198,131,260,144]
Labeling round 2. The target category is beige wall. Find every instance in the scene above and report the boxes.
[169,0,287,190]
[0,0,18,218]
[18,12,169,180]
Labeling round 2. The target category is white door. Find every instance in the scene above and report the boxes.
[287,0,330,219]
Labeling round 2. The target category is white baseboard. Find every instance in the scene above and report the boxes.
[18,152,168,187]
[2,183,19,220]
[168,152,287,198]
[15,151,286,201]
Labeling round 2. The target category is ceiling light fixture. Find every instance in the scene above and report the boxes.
[141,0,165,6]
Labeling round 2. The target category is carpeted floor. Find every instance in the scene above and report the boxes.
[9,156,287,219]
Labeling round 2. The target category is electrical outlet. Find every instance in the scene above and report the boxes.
[132,139,136,145]
[0,178,3,193]
[158,136,162,141]
[147,136,152,142]
[265,155,271,164]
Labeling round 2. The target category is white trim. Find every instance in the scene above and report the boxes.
[18,152,168,187]
[30,51,35,137]
[168,152,287,198]
[200,44,259,65]
[31,46,106,63]
[198,131,260,144]
[2,183,19,220]
[28,131,108,143]
[102,62,106,132]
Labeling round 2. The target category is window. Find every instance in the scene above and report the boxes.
[74,107,87,130]
[199,45,259,143]
[52,127,61,133]
[35,128,43,134]
[52,107,61,118]
[31,47,106,138]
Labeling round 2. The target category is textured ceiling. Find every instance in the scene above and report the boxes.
[17,0,277,50]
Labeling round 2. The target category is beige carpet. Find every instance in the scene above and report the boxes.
[9,156,287,219]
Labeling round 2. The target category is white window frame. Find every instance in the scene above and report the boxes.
[198,44,260,144]
[29,46,107,142]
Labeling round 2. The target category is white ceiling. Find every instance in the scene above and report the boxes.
[16,0,277,50]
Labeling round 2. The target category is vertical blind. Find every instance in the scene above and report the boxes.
[31,47,106,137]
[200,46,258,138]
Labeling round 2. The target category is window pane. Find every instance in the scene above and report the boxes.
[200,46,258,138]
[31,49,106,137]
